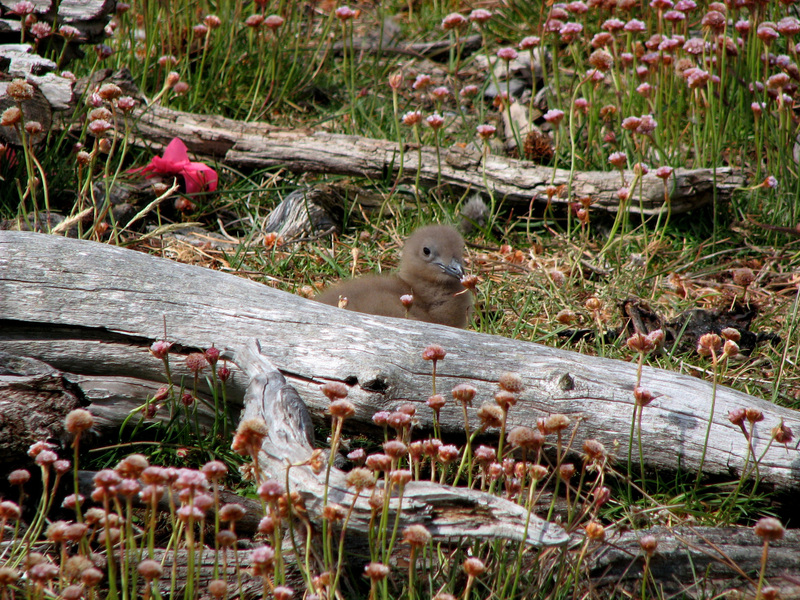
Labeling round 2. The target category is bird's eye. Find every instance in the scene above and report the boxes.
[422,247,431,256]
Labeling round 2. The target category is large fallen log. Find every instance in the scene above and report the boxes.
[24,67,741,219]
[127,102,742,217]
[0,230,797,498]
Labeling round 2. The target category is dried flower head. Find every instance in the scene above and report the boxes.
[329,399,356,419]
[402,524,431,547]
[452,383,477,405]
[508,426,544,450]
[346,467,376,491]
[754,517,784,542]
[585,521,606,541]
[582,439,606,462]
[7,79,35,102]
[477,403,503,428]
[697,333,722,357]
[772,421,793,444]
[1,106,23,127]
[321,381,348,400]
[65,409,94,435]
[364,562,390,580]
[545,413,570,432]
[231,417,268,455]
[732,267,755,288]
[463,557,486,577]
[137,559,163,580]
[442,13,467,30]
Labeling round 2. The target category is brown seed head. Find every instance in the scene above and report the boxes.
[754,517,785,542]
[452,383,477,405]
[633,387,654,407]
[545,414,570,432]
[387,411,411,430]
[728,408,746,426]
[426,394,446,411]
[364,562,390,581]
[185,353,208,374]
[723,339,739,357]
[7,78,35,102]
[507,426,544,450]
[402,524,431,547]
[397,403,416,416]
[594,486,611,506]
[321,381,348,400]
[208,580,228,598]
[585,521,606,541]
[390,469,412,486]
[582,439,606,462]
[0,501,21,520]
[437,444,459,463]
[422,438,442,457]
[98,83,122,100]
[366,453,392,472]
[745,407,764,423]
[697,333,722,357]
[588,49,613,71]
[498,372,524,393]
[323,503,347,522]
[232,418,268,455]
[217,530,236,547]
[81,568,104,587]
[732,267,755,288]
[65,409,94,435]
[137,559,163,580]
[639,534,658,555]
[422,344,446,362]
[556,309,577,325]
[559,463,576,480]
[772,421,793,444]
[116,454,149,479]
[329,399,356,419]
[494,390,518,410]
[463,557,486,577]
[477,403,503,428]
[1,106,22,127]
[627,332,654,354]
[720,327,740,342]
[346,467,376,491]
[7,469,30,486]
[219,503,246,522]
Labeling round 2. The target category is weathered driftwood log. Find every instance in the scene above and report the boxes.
[1,231,798,497]
[589,526,800,599]
[125,102,743,217]
[236,339,566,545]
[0,0,114,45]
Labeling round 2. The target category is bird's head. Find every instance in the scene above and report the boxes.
[400,225,466,284]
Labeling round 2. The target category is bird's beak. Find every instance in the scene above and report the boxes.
[439,258,464,279]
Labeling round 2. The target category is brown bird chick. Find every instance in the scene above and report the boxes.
[315,225,472,328]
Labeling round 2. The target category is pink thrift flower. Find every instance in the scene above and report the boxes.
[335,6,356,21]
[476,124,496,139]
[426,113,444,129]
[497,47,518,61]
[543,109,565,125]
[442,13,466,30]
[520,36,541,49]
[469,9,491,24]
[655,166,674,179]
